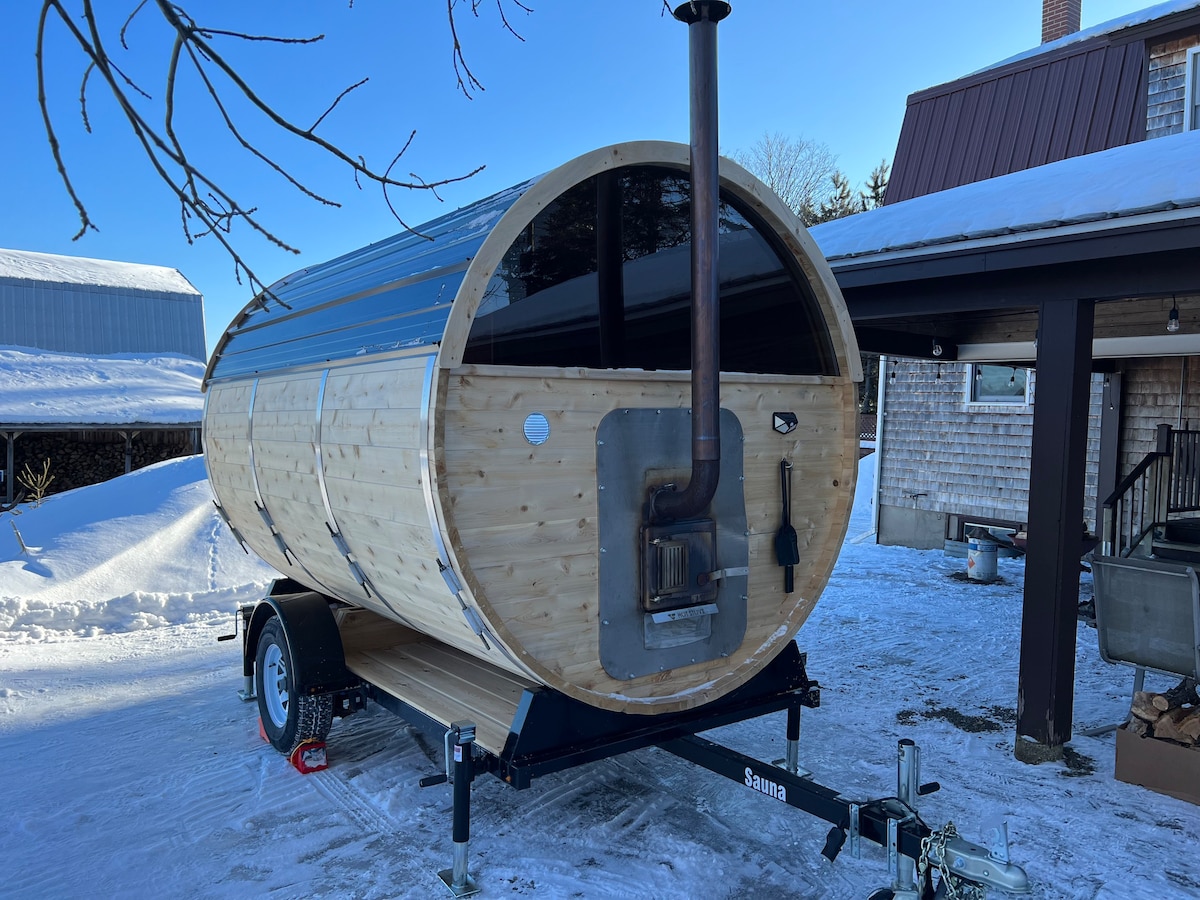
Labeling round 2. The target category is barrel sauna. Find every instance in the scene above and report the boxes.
[203,141,861,726]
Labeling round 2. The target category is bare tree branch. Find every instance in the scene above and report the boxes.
[37,2,95,240]
[36,1,529,304]
[119,0,149,50]
[447,0,486,98]
[309,76,368,134]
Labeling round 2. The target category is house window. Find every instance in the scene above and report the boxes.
[1186,46,1200,132]
[969,364,1028,404]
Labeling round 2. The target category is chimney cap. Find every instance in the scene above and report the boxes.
[672,2,732,25]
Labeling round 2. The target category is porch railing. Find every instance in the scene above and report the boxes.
[1101,425,1200,558]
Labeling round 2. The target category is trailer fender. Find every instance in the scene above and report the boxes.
[243,587,357,696]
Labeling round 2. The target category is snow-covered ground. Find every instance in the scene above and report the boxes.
[1,455,1198,899]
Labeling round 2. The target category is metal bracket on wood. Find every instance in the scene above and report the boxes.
[212,501,249,553]
[255,501,293,564]
[328,527,372,599]
[437,559,492,651]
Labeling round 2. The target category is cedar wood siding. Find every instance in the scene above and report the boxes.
[1147,32,1200,137]
[887,40,1147,204]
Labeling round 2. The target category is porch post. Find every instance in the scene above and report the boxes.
[1015,297,1094,763]
[4,431,13,506]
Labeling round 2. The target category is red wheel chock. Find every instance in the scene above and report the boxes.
[257,718,328,773]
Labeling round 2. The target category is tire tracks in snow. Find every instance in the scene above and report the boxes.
[309,768,398,836]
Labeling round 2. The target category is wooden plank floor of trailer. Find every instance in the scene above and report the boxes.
[336,609,535,755]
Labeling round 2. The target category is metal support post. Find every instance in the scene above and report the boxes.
[894,739,919,895]
[773,702,812,778]
[785,703,800,774]
[238,675,256,701]
[439,721,480,898]
[4,431,17,507]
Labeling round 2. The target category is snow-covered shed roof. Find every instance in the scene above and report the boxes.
[810,129,1200,264]
[0,347,203,427]
[0,248,200,296]
[0,249,206,361]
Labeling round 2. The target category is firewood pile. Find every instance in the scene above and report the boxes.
[1128,679,1200,747]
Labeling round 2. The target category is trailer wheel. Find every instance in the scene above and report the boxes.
[255,617,333,754]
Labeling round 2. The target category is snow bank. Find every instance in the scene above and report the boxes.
[0,346,204,425]
[0,456,277,641]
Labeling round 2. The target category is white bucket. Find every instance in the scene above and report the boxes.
[967,538,998,582]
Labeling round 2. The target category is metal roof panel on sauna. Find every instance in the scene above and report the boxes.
[205,179,538,383]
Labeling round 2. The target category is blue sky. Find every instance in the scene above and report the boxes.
[0,1,1156,354]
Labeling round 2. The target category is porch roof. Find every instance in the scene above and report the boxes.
[809,132,1200,353]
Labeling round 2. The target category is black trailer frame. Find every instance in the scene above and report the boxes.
[234,586,1030,897]
[366,641,941,889]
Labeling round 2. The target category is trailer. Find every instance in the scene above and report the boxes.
[208,4,1030,895]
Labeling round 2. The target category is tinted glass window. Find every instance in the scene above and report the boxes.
[463,166,838,375]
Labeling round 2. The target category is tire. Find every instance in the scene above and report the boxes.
[255,617,333,754]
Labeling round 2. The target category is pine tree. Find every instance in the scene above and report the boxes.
[812,171,862,225]
[861,159,890,210]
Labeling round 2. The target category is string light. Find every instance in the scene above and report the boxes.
[1168,295,1181,334]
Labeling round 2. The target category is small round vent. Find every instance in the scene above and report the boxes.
[523,412,551,445]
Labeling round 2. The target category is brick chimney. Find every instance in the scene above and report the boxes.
[1042,0,1082,43]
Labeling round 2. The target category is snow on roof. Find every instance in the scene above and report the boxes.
[0,346,203,426]
[809,130,1200,262]
[0,248,200,296]
[971,0,1200,77]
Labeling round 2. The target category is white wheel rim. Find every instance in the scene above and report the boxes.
[263,642,289,728]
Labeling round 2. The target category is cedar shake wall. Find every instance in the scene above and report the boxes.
[1147,34,1200,138]
[1118,357,1200,477]
[878,362,1103,538]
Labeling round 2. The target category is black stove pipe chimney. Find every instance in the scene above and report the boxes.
[653,1,732,523]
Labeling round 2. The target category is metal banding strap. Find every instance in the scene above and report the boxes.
[418,355,522,666]
[245,379,291,561]
[313,368,418,627]
[315,369,373,597]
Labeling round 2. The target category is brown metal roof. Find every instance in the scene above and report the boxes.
[887,38,1148,204]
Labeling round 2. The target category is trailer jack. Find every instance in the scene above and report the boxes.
[432,721,480,899]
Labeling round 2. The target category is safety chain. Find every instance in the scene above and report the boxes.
[917,821,985,900]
